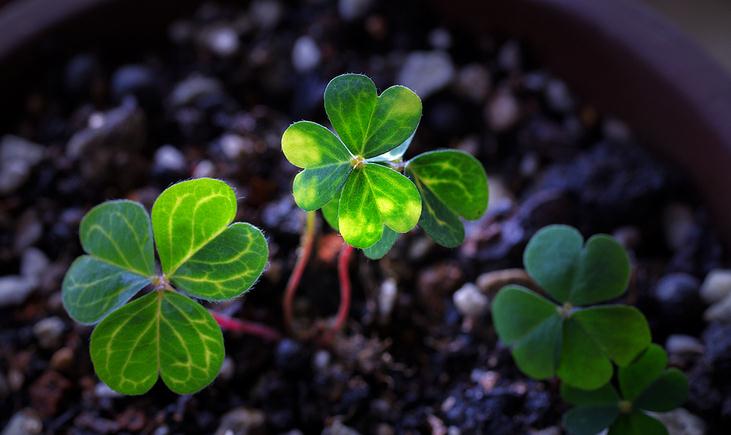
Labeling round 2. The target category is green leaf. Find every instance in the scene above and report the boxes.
[619,344,667,401]
[524,225,583,303]
[62,256,150,324]
[369,132,415,163]
[569,235,631,306]
[171,223,269,300]
[324,74,422,158]
[563,406,619,435]
[561,382,620,406]
[282,121,353,210]
[608,412,668,435]
[151,178,238,276]
[634,368,688,412]
[363,228,399,260]
[90,291,224,395]
[338,163,421,248]
[558,306,650,389]
[321,197,340,231]
[406,150,488,220]
[492,286,562,379]
[413,180,464,247]
[79,200,155,277]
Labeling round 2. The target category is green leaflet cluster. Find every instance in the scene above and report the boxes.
[281,73,489,258]
[491,225,688,435]
[62,178,268,395]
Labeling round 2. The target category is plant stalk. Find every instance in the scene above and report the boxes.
[330,243,354,337]
[211,311,282,342]
[283,210,317,333]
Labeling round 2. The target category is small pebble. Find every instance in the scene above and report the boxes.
[453,283,489,318]
[214,407,266,435]
[497,40,522,72]
[0,276,35,308]
[428,28,452,50]
[663,203,695,252]
[313,350,331,371]
[50,347,74,371]
[0,135,45,195]
[20,248,49,283]
[219,357,235,381]
[323,421,361,435]
[219,134,253,159]
[545,79,574,113]
[111,64,160,104]
[250,0,282,29]
[203,26,240,57]
[700,269,731,303]
[666,335,704,355]
[704,295,731,323]
[33,316,65,349]
[650,408,705,435]
[455,64,491,103]
[292,36,321,72]
[486,91,520,132]
[95,383,122,399]
[378,278,398,321]
[2,409,42,435]
[170,76,224,108]
[193,160,216,178]
[338,0,373,21]
[154,145,187,173]
[397,51,455,99]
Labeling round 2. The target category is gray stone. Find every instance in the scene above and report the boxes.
[0,276,35,308]
[704,294,731,323]
[486,91,520,132]
[428,28,452,50]
[2,410,42,435]
[338,0,373,21]
[170,75,224,108]
[397,51,455,99]
[203,26,240,57]
[250,0,282,29]
[545,79,574,113]
[323,421,361,435]
[292,36,321,72]
[378,278,398,321]
[651,408,705,435]
[0,135,44,195]
[33,316,65,349]
[21,248,49,283]
[154,145,187,173]
[453,283,488,318]
[215,407,266,435]
[700,269,731,303]
[666,335,704,355]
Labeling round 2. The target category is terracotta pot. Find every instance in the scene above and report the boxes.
[2,0,730,244]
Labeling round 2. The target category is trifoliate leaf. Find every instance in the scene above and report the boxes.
[363,227,399,260]
[523,225,583,303]
[338,163,421,248]
[561,382,620,406]
[607,412,667,435]
[324,74,422,158]
[321,197,340,231]
[634,369,688,412]
[619,344,667,401]
[90,291,224,395]
[171,223,268,300]
[151,178,237,276]
[564,406,620,435]
[282,121,353,210]
[62,256,151,324]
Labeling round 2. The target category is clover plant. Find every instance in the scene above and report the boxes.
[491,225,651,390]
[281,73,489,259]
[61,178,268,395]
[562,344,688,435]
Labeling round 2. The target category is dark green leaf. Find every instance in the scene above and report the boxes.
[90,291,224,395]
[321,197,340,231]
[619,344,667,401]
[171,223,268,300]
[62,256,150,324]
[558,316,615,390]
[492,286,562,379]
[413,180,464,247]
[573,306,651,366]
[151,178,238,276]
[281,121,353,210]
[563,406,619,435]
[634,368,688,412]
[607,411,668,435]
[561,382,620,406]
[524,225,583,303]
[363,228,399,260]
[79,200,155,277]
[569,235,630,306]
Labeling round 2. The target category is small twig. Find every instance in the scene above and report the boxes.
[283,211,317,334]
[211,311,282,342]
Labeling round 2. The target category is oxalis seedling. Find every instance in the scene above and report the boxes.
[282,73,489,259]
[491,225,652,390]
[61,178,268,395]
[562,344,688,435]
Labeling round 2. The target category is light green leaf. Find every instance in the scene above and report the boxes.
[338,163,421,248]
[634,369,688,412]
[619,344,667,401]
[608,412,668,435]
[561,382,620,406]
[409,170,464,248]
[563,406,620,435]
[171,223,269,300]
[80,200,154,277]
[324,74,422,158]
[492,286,562,379]
[524,225,583,303]
[363,227,399,260]
[573,306,651,366]
[321,197,340,231]
[90,291,224,395]
[558,316,615,390]
[151,178,237,276]
[282,121,353,210]
[406,150,488,220]
[569,235,631,306]
[62,256,150,324]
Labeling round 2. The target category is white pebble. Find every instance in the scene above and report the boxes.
[292,36,321,72]
[453,283,489,318]
[397,51,455,99]
[700,269,731,303]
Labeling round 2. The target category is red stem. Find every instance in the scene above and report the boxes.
[211,311,282,342]
[330,243,354,336]
[283,211,317,333]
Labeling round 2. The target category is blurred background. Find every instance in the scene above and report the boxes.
[1,0,730,434]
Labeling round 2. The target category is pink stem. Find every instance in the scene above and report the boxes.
[283,211,317,334]
[211,311,282,342]
[330,243,354,336]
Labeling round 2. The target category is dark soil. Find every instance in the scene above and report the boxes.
[0,1,728,434]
